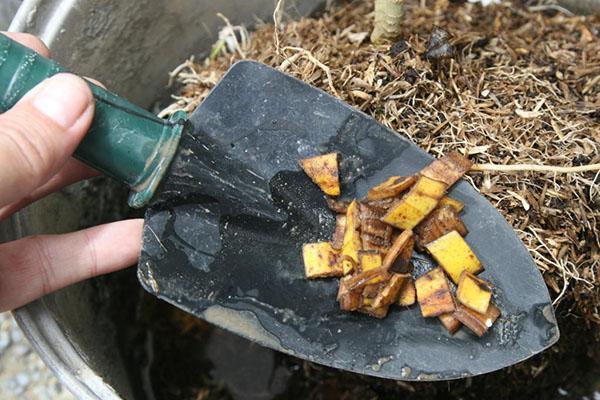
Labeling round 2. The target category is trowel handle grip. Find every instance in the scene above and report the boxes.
[0,34,186,208]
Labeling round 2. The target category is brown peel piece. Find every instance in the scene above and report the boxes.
[415,267,456,317]
[439,313,462,334]
[361,218,392,238]
[365,198,396,213]
[326,197,350,213]
[381,229,414,272]
[345,267,391,292]
[391,236,414,274]
[373,273,409,308]
[299,153,341,196]
[359,203,391,238]
[362,282,385,301]
[454,303,501,337]
[331,215,347,250]
[361,241,391,254]
[367,176,416,201]
[361,233,390,247]
[420,152,472,188]
[337,276,361,311]
[415,205,468,249]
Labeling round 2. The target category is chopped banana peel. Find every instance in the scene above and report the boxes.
[358,304,390,319]
[373,273,409,308]
[365,198,396,213]
[367,175,416,201]
[345,267,391,293]
[426,230,483,284]
[341,200,362,275]
[358,250,386,285]
[454,303,501,337]
[359,203,392,251]
[359,282,390,318]
[438,196,464,213]
[420,152,473,187]
[393,235,414,273]
[382,176,447,230]
[439,313,462,335]
[326,197,350,214]
[337,276,361,311]
[299,153,341,196]
[301,152,500,338]
[358,251,382,272]
[397,278,416,307]
[331,215,347,250]
[415,205,468,249]
[457,271,493,314]
[381,229,413,272]
[415,267,456,318]
[303,242,343,279]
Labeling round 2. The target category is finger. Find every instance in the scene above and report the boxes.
[1,32,51,57]
[0,219,143,312]
[0,159,100,220]
[0,73,94,207]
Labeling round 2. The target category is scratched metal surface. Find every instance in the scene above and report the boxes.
[138,61,559,381]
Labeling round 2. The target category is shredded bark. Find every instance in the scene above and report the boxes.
[161,0,600,326]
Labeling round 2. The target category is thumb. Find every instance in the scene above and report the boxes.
[0,73,94,207]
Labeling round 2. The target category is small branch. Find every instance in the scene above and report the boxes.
[273,0,285,55]
[470,163,600,174]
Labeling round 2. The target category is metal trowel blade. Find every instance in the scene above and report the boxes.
[137,61,558,381]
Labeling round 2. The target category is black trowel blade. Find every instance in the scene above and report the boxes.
[137,61,558,381]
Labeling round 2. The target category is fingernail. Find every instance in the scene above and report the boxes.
[31,74,92,129]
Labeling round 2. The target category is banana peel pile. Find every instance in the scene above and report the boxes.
[301,152,500,337]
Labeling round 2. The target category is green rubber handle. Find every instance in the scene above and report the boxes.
[0,34,186,208]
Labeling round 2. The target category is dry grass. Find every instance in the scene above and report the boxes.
[161,0,599,326]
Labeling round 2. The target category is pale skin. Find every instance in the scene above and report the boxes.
[0,33,143,312]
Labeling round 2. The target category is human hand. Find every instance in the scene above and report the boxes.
[0,33,143,312]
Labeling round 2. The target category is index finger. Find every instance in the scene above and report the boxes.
[1,32,51,58]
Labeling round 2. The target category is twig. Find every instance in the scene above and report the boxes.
[273,0,285,55]
[471,163,600,174]
[527,4,574,17]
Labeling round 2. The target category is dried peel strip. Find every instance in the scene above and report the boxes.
[367,175,416,201]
